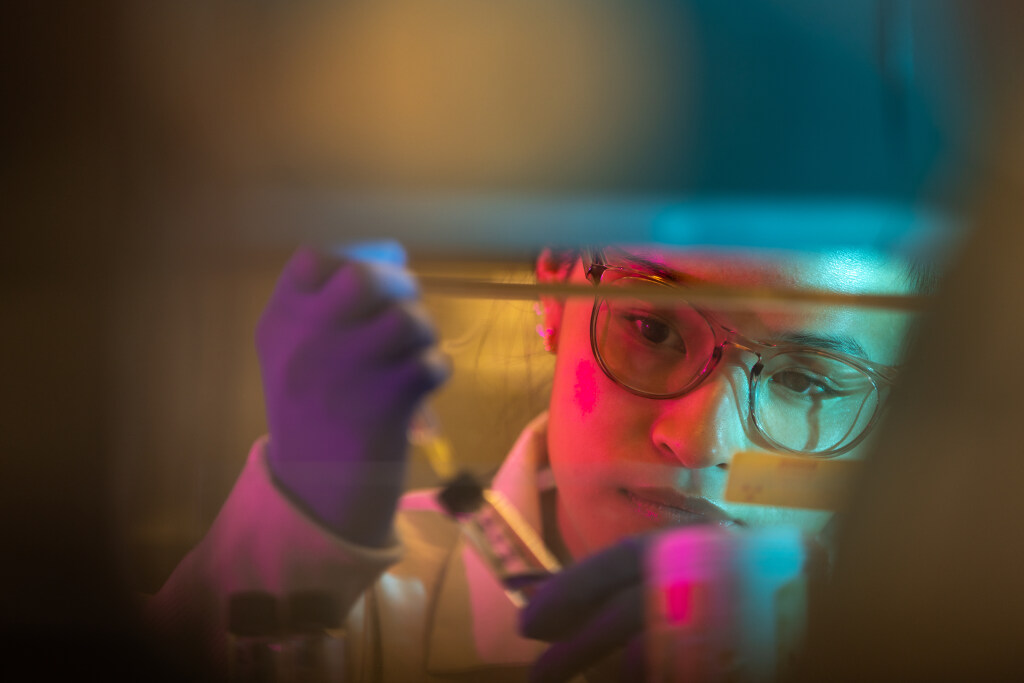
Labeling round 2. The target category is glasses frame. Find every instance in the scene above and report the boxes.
[582,248,899,458]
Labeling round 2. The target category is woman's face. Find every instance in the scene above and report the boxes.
[542,246,917,559]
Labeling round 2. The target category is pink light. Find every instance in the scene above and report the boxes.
[665,581,706,625]
[573,360,599,416]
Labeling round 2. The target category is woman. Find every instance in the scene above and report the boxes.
[148,242,919,682]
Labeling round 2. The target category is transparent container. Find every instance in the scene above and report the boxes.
[284,590,347,683]
[645,526,808,683]
[437,471,561,608]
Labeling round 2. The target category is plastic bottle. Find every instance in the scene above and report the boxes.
[285,590,346,683]
[437,471,561,608]
[645,526,809,683]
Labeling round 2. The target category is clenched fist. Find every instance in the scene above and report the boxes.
[256,245,448,547]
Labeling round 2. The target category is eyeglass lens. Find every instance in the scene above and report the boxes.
[591,275,880,455]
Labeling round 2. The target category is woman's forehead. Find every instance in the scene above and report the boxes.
[614,245,916,296]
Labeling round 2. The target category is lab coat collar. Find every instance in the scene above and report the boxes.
[425,413,552,673]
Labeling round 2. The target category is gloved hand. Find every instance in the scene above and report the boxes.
[520,528,824,683]
[519,535,649,683]
[256,245,448,547]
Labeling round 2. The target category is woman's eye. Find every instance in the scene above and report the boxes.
[624,314,686,351]
[773,370,831,396]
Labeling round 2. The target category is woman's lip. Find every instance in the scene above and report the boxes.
[622,487,742,528]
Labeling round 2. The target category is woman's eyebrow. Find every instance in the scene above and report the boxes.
[613,252,872,359]
[615,253,703,285]
[776,332,868,358]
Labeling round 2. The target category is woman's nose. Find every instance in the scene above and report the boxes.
[649,364,750,470]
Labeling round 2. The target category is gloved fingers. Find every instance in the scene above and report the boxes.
[283,340,448,428]
[261,307,445,419]
[387,347,452,408]
[274,246,419,324]
[315,259,419,323]
[528,583,645,683]
[280,245,345,292]
[521,534,647,641]
[354,300,439,362]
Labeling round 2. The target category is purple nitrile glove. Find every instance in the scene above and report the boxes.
[255,245,448,547]
[519,535,649,683]
[520,528,827,683]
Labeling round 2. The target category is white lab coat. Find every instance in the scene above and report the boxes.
[148,414,555,682]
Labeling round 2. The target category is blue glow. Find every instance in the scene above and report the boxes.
[335,239,408,266]
[262,193,960,259]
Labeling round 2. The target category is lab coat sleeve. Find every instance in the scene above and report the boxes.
[143,436,402,670]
